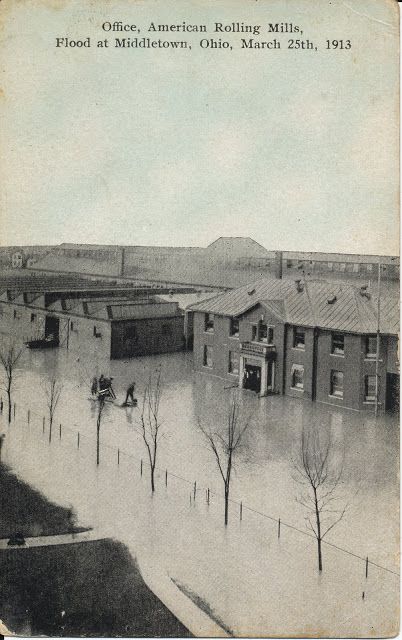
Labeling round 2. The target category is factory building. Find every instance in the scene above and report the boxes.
[0,277,185,360]
[188,278,399,413]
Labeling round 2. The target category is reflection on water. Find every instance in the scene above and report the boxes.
[0,344,399,636]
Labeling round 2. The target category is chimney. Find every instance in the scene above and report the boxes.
[295,279,304,293]
[274,250,283,279]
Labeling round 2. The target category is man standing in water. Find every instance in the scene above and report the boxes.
[124,381,136,405]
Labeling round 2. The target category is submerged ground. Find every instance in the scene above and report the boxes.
[0,345,399,636]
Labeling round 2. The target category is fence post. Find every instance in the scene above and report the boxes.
[193,481,196,500]
[240,502,243,521]
[59,424,62,439]
[117,448,120,465]
[140,459,143,477]
[27,409,30,425]
[278,518,281,539]
[207,488,210,505]
[13,403,16,419]
[365,556,368,579]
[42,416,45,433]
[165,469,168,487]
[77,432,80,449]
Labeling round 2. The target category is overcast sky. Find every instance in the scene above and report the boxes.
[1,0,399,254]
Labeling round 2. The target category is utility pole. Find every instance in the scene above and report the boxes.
[374,261,381,418]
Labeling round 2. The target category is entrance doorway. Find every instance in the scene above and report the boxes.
[45,316,60,345]
[386,373,399,413]
[244,364,261,393]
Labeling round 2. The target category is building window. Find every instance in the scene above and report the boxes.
[293,327,305,349]
[203,345,213,368]
[353,263,359,273]
[286,259,293,269]
[339,263,346,272]
[327,262,333,270]
[365,336,377,359]
[30,313,36,322]
[330,370,344,398]
[229,318,239,337]
[253,321,273,344]
[364,375,377,402]
[228,350,239,375]
[93,325,102,338]
[291,364,304,390]
[331,333,344,356]
[366,263,373,272]
[70,321,74,331]
[204,313,214,333]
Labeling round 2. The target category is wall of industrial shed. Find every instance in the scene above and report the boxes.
[67,316,111,359]
[0,301,46,342]
[110,315,185,359]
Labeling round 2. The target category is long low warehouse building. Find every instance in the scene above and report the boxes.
[0,290,185,359]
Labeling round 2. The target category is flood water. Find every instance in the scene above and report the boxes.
[0,344,399,636]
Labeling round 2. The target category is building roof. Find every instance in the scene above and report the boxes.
[188,278,399,335]
[283,251,399,265]
[206,237,269,257]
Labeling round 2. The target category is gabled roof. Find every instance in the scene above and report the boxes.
[188,278,399,335]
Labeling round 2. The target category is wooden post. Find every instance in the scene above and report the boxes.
[42,416,45,433]
[140,459,143,476]
[207,488,210,505]
[77,432,80,449]
[117,449,120,465]
[365,556,368,579]
[362,591,365,600]
[278,518,281,539]
[27,409,30,425]
[165,469,168,487]
[193,481,196,500]
[240,502,243,521]
[59,424,62,439]
[13,403,16,419]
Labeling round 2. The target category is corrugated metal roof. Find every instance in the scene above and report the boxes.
[188,278,399,335]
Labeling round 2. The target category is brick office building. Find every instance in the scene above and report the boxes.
[188,278,399,413]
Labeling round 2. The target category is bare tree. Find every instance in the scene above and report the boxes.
[0,342,23,424]
[200,392,249,526]
[96,395,106,466]
[292,424,348,572]
[139,368,163,493]
[43,377,63,443]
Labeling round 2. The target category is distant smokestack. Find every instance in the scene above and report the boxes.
[274,251,283,279]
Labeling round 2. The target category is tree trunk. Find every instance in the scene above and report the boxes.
[7,389,11,424]
[314,488,323,572]
[96,425,100,465]
[150,466,155,493]
[224,485,229,526]
[317,537,323,572]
